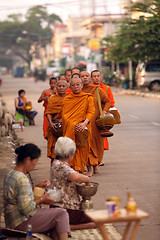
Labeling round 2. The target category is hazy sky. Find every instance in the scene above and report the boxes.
[0,0,122,22]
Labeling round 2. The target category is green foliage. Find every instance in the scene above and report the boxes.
[0,5,62,68]
[102,0,160,64]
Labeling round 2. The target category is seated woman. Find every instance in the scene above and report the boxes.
[15,89,37,125]
[3,143,70,240]
[50,137,96,230]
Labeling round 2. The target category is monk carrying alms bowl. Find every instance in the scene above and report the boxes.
[51,119,63,137]
[96,113,116,137]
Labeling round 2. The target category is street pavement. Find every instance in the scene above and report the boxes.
[0,75,160,240]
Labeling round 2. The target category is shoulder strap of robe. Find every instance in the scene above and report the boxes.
[106,85,109,95]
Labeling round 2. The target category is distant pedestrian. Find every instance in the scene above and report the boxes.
[15,89,37,125]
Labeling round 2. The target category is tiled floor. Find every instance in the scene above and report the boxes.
[71,224,122,240]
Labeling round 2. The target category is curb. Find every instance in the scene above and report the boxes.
[114,88,160,100]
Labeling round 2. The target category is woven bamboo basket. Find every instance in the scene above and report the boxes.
[96,114,116,137]
[51,119,63,137]
[75,128,89,148]
[109,107,121,124]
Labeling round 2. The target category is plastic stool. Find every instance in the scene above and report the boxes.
[11,121,23,132]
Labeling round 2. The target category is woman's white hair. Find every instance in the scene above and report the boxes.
[55,137,76,159]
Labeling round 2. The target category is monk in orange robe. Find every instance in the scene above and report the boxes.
[62,77,95,173]
[38,77,57,139]
[65,69,81,96]
[80,71,111,176]
[46,80,68,161]
[91,70,115,157]
[65,69,72,96]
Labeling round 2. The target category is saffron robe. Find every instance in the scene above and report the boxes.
[91,82,115,107]
[65,86,72,96]
[91,82,115,150]
[62,92,95,173]
[82,85,111,165]
[43,91,53,139]
[46,94,64,159]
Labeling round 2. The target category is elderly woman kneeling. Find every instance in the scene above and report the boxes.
[3,143,70,240]
[50,137,96,230]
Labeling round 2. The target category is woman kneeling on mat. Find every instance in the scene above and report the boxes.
[50,137,96,230]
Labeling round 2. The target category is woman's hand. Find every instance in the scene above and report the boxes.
[41,192,56,205]
[36,180,50,188]
[36,192,55,206]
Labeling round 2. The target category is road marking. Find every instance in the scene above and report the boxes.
[151,122,160,126]
[129,114,139,119]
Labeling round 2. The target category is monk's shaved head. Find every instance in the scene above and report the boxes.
[57,79,67,86]
[69,77,82,85]
[70,77,83,94]
[80,71,91,86]
[56,79,68,97]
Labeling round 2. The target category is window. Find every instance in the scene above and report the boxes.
[145,63,160,72]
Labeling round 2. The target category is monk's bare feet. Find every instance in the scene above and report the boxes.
[99,161,104,166]
[86,166,93,177]
[93,165,99,174]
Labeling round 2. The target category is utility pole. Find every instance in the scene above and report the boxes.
[128,0,132,89]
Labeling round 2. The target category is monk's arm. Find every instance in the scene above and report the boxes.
[46,114,57,131]
[86,95,95,121]
[75,96,95,132]
[100,88,111,113]
[108,87,115,107]
[38,90,48,103]
[68,172,90,184]
[46,114,52,126]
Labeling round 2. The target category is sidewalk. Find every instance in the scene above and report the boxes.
[114,87,160,100]
[0,76,157,239]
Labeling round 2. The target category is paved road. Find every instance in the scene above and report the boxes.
[0,75,160,240]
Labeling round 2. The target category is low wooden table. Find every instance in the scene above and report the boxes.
[85,208,149,240]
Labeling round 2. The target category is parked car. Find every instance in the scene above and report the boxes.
[136,61,160,91]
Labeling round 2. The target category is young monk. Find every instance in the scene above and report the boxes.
[65,69,72,96]
[65,69,72,83]
[46,80,68,163]
[38,77,57,139]
[80,71,111,176]
[59,74,66,80]
[91,70,115,165]
[71,67,80,76]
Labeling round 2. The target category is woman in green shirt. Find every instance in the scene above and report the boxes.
[3,143,70,240]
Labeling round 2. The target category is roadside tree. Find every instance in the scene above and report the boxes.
[101,0,160,64]
[0,5,62,69]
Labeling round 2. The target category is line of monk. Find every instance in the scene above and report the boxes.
[90,70,115,165]
[62,77,95,173]
[38,67,115,176]
[80,71,111,176]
